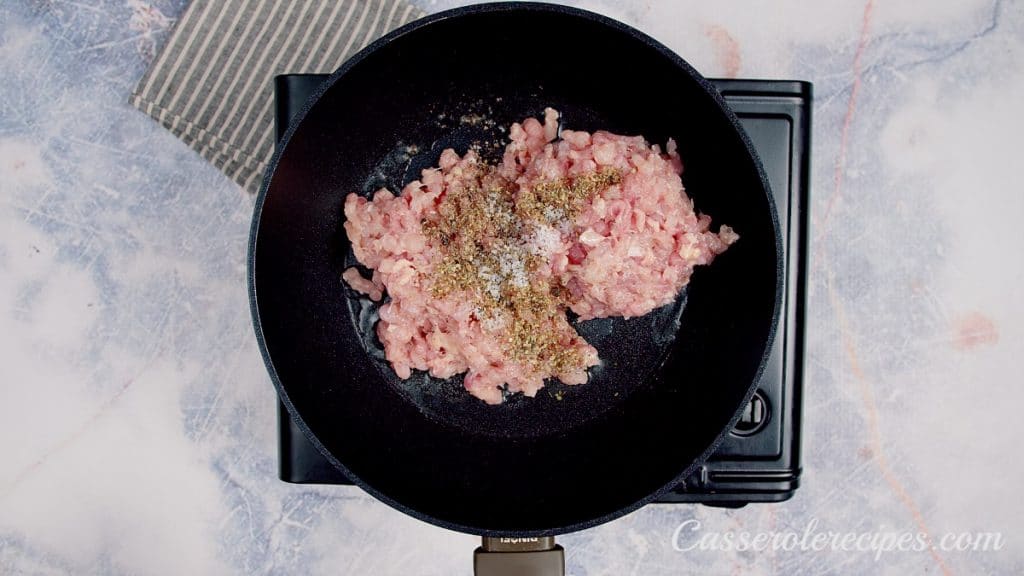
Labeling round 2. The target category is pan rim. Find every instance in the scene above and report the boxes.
[248,1,785,536]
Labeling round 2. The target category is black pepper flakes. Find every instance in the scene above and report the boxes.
[423,163,621,376]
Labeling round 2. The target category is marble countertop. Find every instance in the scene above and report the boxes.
[1,0,1021,574]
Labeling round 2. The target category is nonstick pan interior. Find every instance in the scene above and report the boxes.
[251,2,782,535]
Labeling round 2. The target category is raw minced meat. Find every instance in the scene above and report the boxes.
[343,108,736,404]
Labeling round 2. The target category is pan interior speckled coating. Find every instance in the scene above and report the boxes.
[249,2,782,536]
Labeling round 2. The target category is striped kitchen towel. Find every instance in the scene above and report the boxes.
[131,0,425,193]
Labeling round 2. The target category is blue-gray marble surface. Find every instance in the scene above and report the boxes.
[1,0,1021,574]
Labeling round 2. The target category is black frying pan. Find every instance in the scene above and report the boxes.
[250,2,782,572]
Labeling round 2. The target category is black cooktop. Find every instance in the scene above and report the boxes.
[271,74,810,507]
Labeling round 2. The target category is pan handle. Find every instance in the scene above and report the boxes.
[474,537,564,576]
